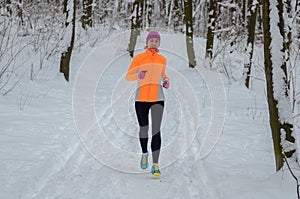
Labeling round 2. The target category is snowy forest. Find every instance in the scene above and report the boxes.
[1,0,300,198]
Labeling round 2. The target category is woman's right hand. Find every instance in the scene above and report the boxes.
[138,71,147,80]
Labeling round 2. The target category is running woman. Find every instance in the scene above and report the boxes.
[126,31,169,176]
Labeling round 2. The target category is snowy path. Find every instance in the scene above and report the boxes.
[1,33,295,199]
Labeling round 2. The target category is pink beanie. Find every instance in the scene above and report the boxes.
[146,31,160,43]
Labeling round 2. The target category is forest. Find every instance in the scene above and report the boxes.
[1,0,300,175]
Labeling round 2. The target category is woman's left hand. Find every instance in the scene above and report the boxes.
[163,79,169,89]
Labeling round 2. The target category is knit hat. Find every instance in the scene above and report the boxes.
[146,31,160,44]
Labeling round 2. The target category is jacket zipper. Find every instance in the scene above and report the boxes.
[148,53,154,101]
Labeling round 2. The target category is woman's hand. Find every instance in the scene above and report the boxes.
[163,78,169,89]
[138,71,147,80]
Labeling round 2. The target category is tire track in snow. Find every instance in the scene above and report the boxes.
[31,145,94,199]
[22,139,81,199]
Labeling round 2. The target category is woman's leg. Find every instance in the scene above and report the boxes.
[150,101,164,164]
[135,102,151,153]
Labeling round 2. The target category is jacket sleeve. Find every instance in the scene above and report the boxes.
[126,56,139,81]
[161,57,169,81]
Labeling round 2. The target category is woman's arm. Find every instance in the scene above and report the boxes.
[126,57,139,81]
[161,57,169,81]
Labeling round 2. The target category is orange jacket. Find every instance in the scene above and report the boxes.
[126,49,169,102]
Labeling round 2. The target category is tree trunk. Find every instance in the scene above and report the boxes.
[244,0,258,89]
[297,0,300,39]
[205,0,216,60]
[284,0,292,64]
[63,0,68,13]
[166,0,173,26]
[242,0,246,22]
[159,0,167,27]
[128,0,143,57]
[5,0,12,16]
[173,0,183,32]
[184,0,196,68]
[118,0,122,13]
[277,0,289,88]
[262,0,296,171]
[167,0,174,27]
[256,0,263,41]
[81,0,93,29]
[277,0,295,159]
[173,0,179,31]
[17,0,24,25]
[63,0,69,26]
[60,0,76,81]
[146,0,153,29]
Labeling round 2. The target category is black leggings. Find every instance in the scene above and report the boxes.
[135,101,164,164]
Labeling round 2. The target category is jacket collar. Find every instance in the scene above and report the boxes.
[146,48,159,55]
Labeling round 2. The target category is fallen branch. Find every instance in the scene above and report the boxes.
[283,153,300,199]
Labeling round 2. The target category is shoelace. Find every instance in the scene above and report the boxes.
[142,155,147,164]
[153,164,159,171]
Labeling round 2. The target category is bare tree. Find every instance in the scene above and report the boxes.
[166,0,173,26]
[205,0,216,61]
[173,0,183,32]
[128,0,143,57]
[242,0,246,22]
[244,0,258,88]
[17,0,24,25]
[262,0,296,171]
[145,0,153,28]
[60,0,76,81]
[81,0,93,29]
[184,0,196,67]
[4,0,12,16]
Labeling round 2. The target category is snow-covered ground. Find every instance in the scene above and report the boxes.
[0,31,298,199]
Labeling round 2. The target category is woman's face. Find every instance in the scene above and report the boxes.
[147,38,160,49]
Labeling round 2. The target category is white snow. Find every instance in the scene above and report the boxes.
[269,0,293,123]
[66,0,74,25]
[0,30,299,199]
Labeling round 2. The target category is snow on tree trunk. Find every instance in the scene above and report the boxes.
[173,0,183,33]
[284,0,292,56]
[291,0,300,113]
[244,0,258,89]
[242,0,246,21]
[128,0,143,57]
[145,0,153,29]
[81,0,93,29]
[167,0,174,27]
[262,0,296,171]
[205,0,216,62]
